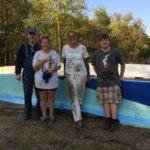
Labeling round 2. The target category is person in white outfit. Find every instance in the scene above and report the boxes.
[33,36,61,123]
[62,31,90,127]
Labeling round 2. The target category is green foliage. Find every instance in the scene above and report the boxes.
[0,0,30,65]
[109,14,150,59]
[24,0,85,54]
[0,0,150,65]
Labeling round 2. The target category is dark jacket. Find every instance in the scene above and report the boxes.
[15,43,40,74]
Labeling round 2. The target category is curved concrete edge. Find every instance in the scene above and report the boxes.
[0,95,150,129]
[0,74,150,128]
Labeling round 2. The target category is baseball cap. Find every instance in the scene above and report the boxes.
[28,27,37,33]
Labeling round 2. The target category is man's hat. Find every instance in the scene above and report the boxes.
[28,27,37,33]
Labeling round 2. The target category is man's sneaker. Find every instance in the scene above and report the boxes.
[75,120,83,127]
[23,114,32,121]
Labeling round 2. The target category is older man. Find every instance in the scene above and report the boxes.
[15,27,42,120]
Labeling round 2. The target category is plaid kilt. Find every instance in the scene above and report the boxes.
[96,85,122,104]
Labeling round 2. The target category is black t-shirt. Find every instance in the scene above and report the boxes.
[92,48,125,87]
[15,43,40,74]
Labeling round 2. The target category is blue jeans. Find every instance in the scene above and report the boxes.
[22,69,42,118]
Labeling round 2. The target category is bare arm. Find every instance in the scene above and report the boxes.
[33,56,51,71]
[84,57,90,82]
[120,64,125,79]
[93,65,97,75]
[48,66,61,73]
[63,58,66,75]
[53,66,61,72]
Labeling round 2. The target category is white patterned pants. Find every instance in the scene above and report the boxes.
[65,74,86,122]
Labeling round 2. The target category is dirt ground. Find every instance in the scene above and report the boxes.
[0,102,150,150]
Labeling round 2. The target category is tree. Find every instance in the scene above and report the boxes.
[109,13,149,60]
[0,0,30,65]
[93,8,110,33]
[0,1,150,66]
[25,0,85,54]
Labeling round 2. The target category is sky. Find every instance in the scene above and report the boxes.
[85,0,150,35]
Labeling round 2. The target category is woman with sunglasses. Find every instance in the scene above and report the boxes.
[33,36,61,123]
[62,31,90,127]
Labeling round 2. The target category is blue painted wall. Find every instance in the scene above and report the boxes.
[0,74,150,128]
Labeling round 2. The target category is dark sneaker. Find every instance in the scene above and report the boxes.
[48,116,55,125]
[23,114,32,121]
[75,120,83,127]
[103,117,111,131]
[109,119,120,132]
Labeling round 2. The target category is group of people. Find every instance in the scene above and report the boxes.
[15,27,125,132]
